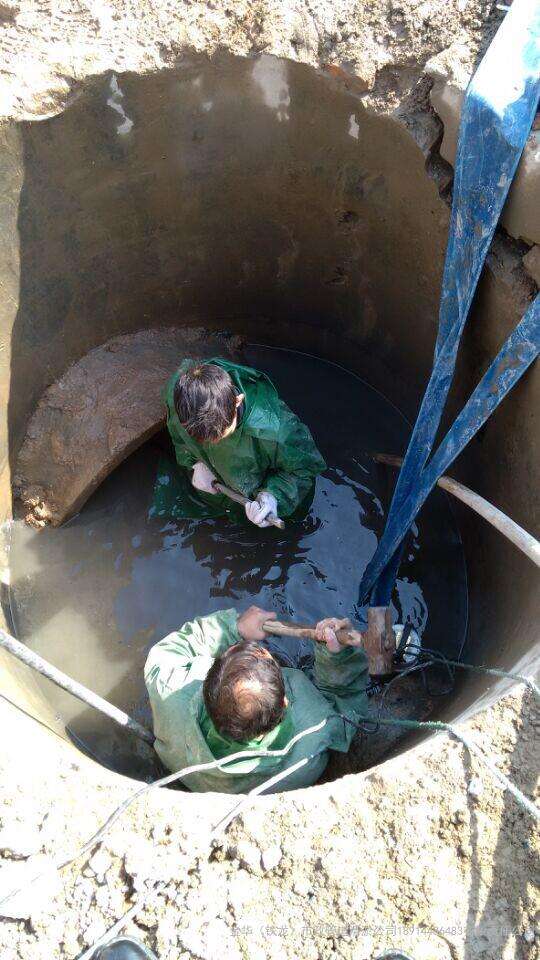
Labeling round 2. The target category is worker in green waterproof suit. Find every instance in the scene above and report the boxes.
[153,358,326,525]
[144,605,369,793]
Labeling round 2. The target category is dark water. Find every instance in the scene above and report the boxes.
[8,346,468,777]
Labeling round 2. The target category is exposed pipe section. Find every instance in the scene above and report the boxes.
[0,629,155,745]
[374,453,540,567]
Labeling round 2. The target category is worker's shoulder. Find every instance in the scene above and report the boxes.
[143,630,180,672]
[242,388,283,442]
[282,669,339,723]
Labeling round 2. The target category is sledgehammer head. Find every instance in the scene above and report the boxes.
[332,607,396,676]
[360,606,396,677]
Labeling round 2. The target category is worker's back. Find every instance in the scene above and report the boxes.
[144,608,369,794]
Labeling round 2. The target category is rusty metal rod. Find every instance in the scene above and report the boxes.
[212,481,285,530]
[0,629,155,745]
[373,453,540,568]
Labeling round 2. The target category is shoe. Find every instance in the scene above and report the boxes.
[92,936,158,959]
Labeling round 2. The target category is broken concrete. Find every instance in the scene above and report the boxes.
[13,328,242,526]
[524,245,540,287]
[428,61,540,247]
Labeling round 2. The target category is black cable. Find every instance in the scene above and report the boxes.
[357,653,455,736]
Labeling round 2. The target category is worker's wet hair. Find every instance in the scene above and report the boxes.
[174,363,237,443]
[203,641,286,741]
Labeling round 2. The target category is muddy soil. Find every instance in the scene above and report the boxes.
[0,687,537,959]
[0,0,503,122]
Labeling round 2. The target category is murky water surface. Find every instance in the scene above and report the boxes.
[8,346,467,776]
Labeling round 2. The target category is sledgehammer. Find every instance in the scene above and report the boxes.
[262,607,397,677]
[212,481,285,530]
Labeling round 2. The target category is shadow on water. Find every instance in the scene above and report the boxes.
[7,346,468,780]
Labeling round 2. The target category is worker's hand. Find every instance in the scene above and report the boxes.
[238,606,277,642]
[245,491,278,528]
[315,617,351,653]
[191,461,218,494]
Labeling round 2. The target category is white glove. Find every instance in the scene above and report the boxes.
[245,491,278,528]
[191,461,218,494]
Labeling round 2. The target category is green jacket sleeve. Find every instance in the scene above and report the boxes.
[144,608,240,700]
[263,402,327,516]
[312,644,369,748]
[171,438,198,471]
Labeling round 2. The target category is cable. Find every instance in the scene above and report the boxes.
[361,641,539,737]
[355,714,540,822]
[422,653,540,698]
[343,708,540,819]
[4,650,535,913]
[77,903,141,960]
[357,653,455,736]
[74,747,324,958]
[76,754,320,960]
[0,718,328,912]
[3,649,537,957]
[350,649,539,819]
[81,669,539,957]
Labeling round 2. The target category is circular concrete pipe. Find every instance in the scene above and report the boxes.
[0,54,538,789]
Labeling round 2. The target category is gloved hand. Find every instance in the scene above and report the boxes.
[191,461,218,494]
[315,617,351,653]
[245,491,278,528]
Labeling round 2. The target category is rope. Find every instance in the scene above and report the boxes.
[432,656,540,698]
[351,714,539,821]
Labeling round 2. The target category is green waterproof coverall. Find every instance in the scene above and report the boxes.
[153,358,326,521]
[144,609,370,793]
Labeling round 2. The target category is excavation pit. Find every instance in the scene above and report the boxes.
[7,344,468,780]
[0,55,538,792]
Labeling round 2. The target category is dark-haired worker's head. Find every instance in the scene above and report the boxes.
[174,363,244,444]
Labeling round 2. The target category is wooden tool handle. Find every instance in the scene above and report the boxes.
[213,481,285,530]
[263,619,318,640]
[213,481,249,506]
[263,618,359,646]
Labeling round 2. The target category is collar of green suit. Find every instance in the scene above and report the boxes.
[199,700,295,761]
[234,388,245,426]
